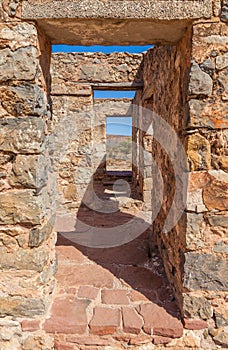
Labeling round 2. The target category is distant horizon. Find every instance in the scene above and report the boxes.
[106,117,132,137]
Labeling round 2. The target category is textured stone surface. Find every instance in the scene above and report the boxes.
[216,52,228,70]
[184,319,208,330]
[184,253,228,291]
[9,155,48,189]
[186,133,211,171]
[213,330,228,347]
[203,177,228,211]
[189,61,213,96]
[122,307,143,334]
[0,118,45,154]
[0,246,50,272]
[0,296,47,317]
[0,190,43,225]
[0,47,38,82]
[29,221,53,248]
[221,0,228,22]
[186,213,204,250]
[188,99,228,129]
[89,307,121,335]
[101,290,129,305]
[78,286,99,300]
[0,84,48,117]
[0,2,227,349]
[183,294,213,320]
[138,303,183,338]
[21,319,40,332]
[44,297,89,334]
[207,212,228,227]
[57,262,116,288]
[22,0,212,20]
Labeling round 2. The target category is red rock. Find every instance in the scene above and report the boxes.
[43,297,88,334]
[189,172,211,192]
[118,266,163,290]
[129,334,153,345]
[78,286,99,300]
[130,289,156,302]
[89,307,120,335]
[184,318,208,330]
[56,264,114,288]
[56,239,86,264]
[21,319,40,332]
[153,336,173,345]
[138,303,183,338]
[54,340,75,350]
[102,289,129,305]
[66,335,113,346]
[203,178,228,211]
[86,238,148,265]
[122,307,143,334]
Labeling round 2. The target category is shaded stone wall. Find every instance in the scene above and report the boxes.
[135,27,192,306]
[0,2,56,349]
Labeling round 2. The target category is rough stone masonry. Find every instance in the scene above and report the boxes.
[0,0,227,349]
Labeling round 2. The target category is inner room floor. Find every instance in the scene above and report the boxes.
[43,174,183,349]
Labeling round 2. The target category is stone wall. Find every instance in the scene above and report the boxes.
[134,2,228,348]
[135,27,192,306]
[183,5,228,347]
[0,3,56,349]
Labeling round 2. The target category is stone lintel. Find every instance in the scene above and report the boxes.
[92,82,144,90]
[21,1,212,45]
[21,18,192,45]
[22,1,212,21]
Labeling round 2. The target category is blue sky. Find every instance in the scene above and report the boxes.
[94,90,135,99]
[52,45,150,135]
[52,45,152,54]
[106,117,132,136]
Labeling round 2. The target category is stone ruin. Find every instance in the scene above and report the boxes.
[0,1,227,349]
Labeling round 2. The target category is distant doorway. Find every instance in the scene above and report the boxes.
[106,116,132,173]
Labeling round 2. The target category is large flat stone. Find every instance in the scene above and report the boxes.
[56,264,114,288]
[21,1,212,45]
[137,303,183,338]
[184,253,228,291]
[22,1,212,20]
[44,297,89,334]
[122,307,144,334]
[89,307,121,335]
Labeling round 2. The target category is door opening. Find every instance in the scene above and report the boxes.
[106,116,132,174]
